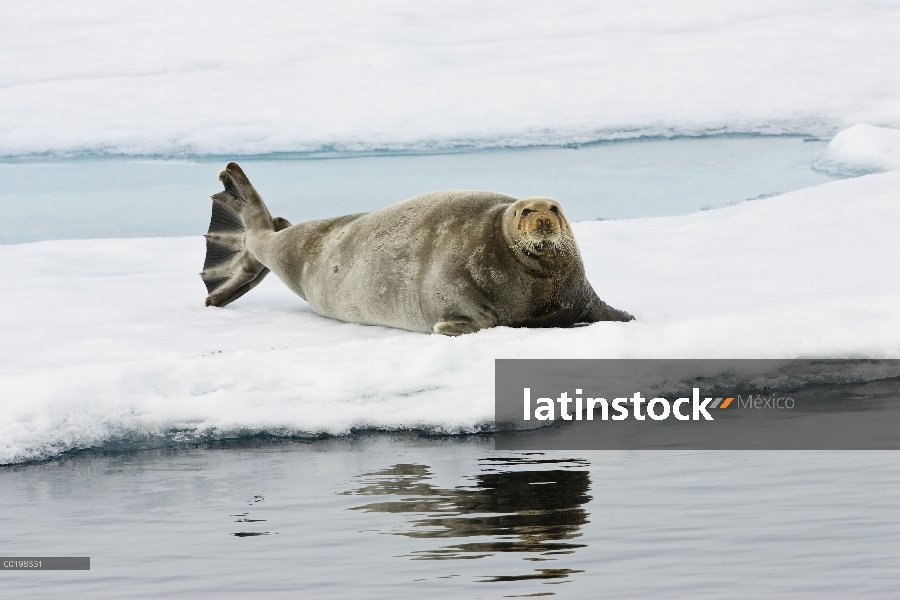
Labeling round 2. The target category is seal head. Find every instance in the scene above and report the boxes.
[503,197,575,261]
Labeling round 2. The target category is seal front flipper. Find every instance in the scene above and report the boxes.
[433,320,485,336]
[582,296,635,323]
[433,313,498,335]
[200,162,290,307]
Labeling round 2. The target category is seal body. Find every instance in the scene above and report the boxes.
[201,163,634,335]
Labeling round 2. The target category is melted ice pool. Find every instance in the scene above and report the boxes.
[0,135,836,244]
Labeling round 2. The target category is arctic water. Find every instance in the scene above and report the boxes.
[4,436,899,599]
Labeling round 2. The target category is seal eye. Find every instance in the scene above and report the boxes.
[550,206,559,214]
[521,208,534,216]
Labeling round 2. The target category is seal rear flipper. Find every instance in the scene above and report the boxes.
[200,202,270,307]
[203,265,271,307]
[213,162,276,232]
[200,163,290,307]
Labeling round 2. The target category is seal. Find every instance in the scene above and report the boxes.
[200,162,634,335]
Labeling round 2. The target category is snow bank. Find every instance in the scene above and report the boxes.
[814,124,900,176]
[1,1,899,156]
[1,169,898,464]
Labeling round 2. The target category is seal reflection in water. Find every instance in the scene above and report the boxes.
[201,162,634,335]
[344,460,591,570]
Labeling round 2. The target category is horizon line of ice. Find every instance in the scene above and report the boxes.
[0,125,841,161]
[4,125,898,182]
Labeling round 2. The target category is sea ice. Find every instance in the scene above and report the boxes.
[1,168,898,464]
[1,2,899,156]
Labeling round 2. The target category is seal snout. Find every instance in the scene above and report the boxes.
[534,217,555,234]
[518,201,563,239]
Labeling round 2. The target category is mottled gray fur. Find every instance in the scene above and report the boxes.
[201,162,634,335]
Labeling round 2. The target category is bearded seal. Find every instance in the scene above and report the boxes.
[200,162,634,335]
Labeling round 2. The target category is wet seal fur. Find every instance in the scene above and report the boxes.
[201,162,634,335]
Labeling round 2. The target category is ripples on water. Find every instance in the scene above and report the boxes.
[3,437,900,598]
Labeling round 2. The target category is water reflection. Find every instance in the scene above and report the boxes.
[344,456,591,584]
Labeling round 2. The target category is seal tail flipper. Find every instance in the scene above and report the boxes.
[200,162,291,307]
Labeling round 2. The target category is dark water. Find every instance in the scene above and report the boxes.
[3,436,898,598]
[0,135,836,244]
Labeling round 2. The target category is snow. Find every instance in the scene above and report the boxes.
[2,1,900,157]
[814,124,900,176]
[2,169,898,464]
